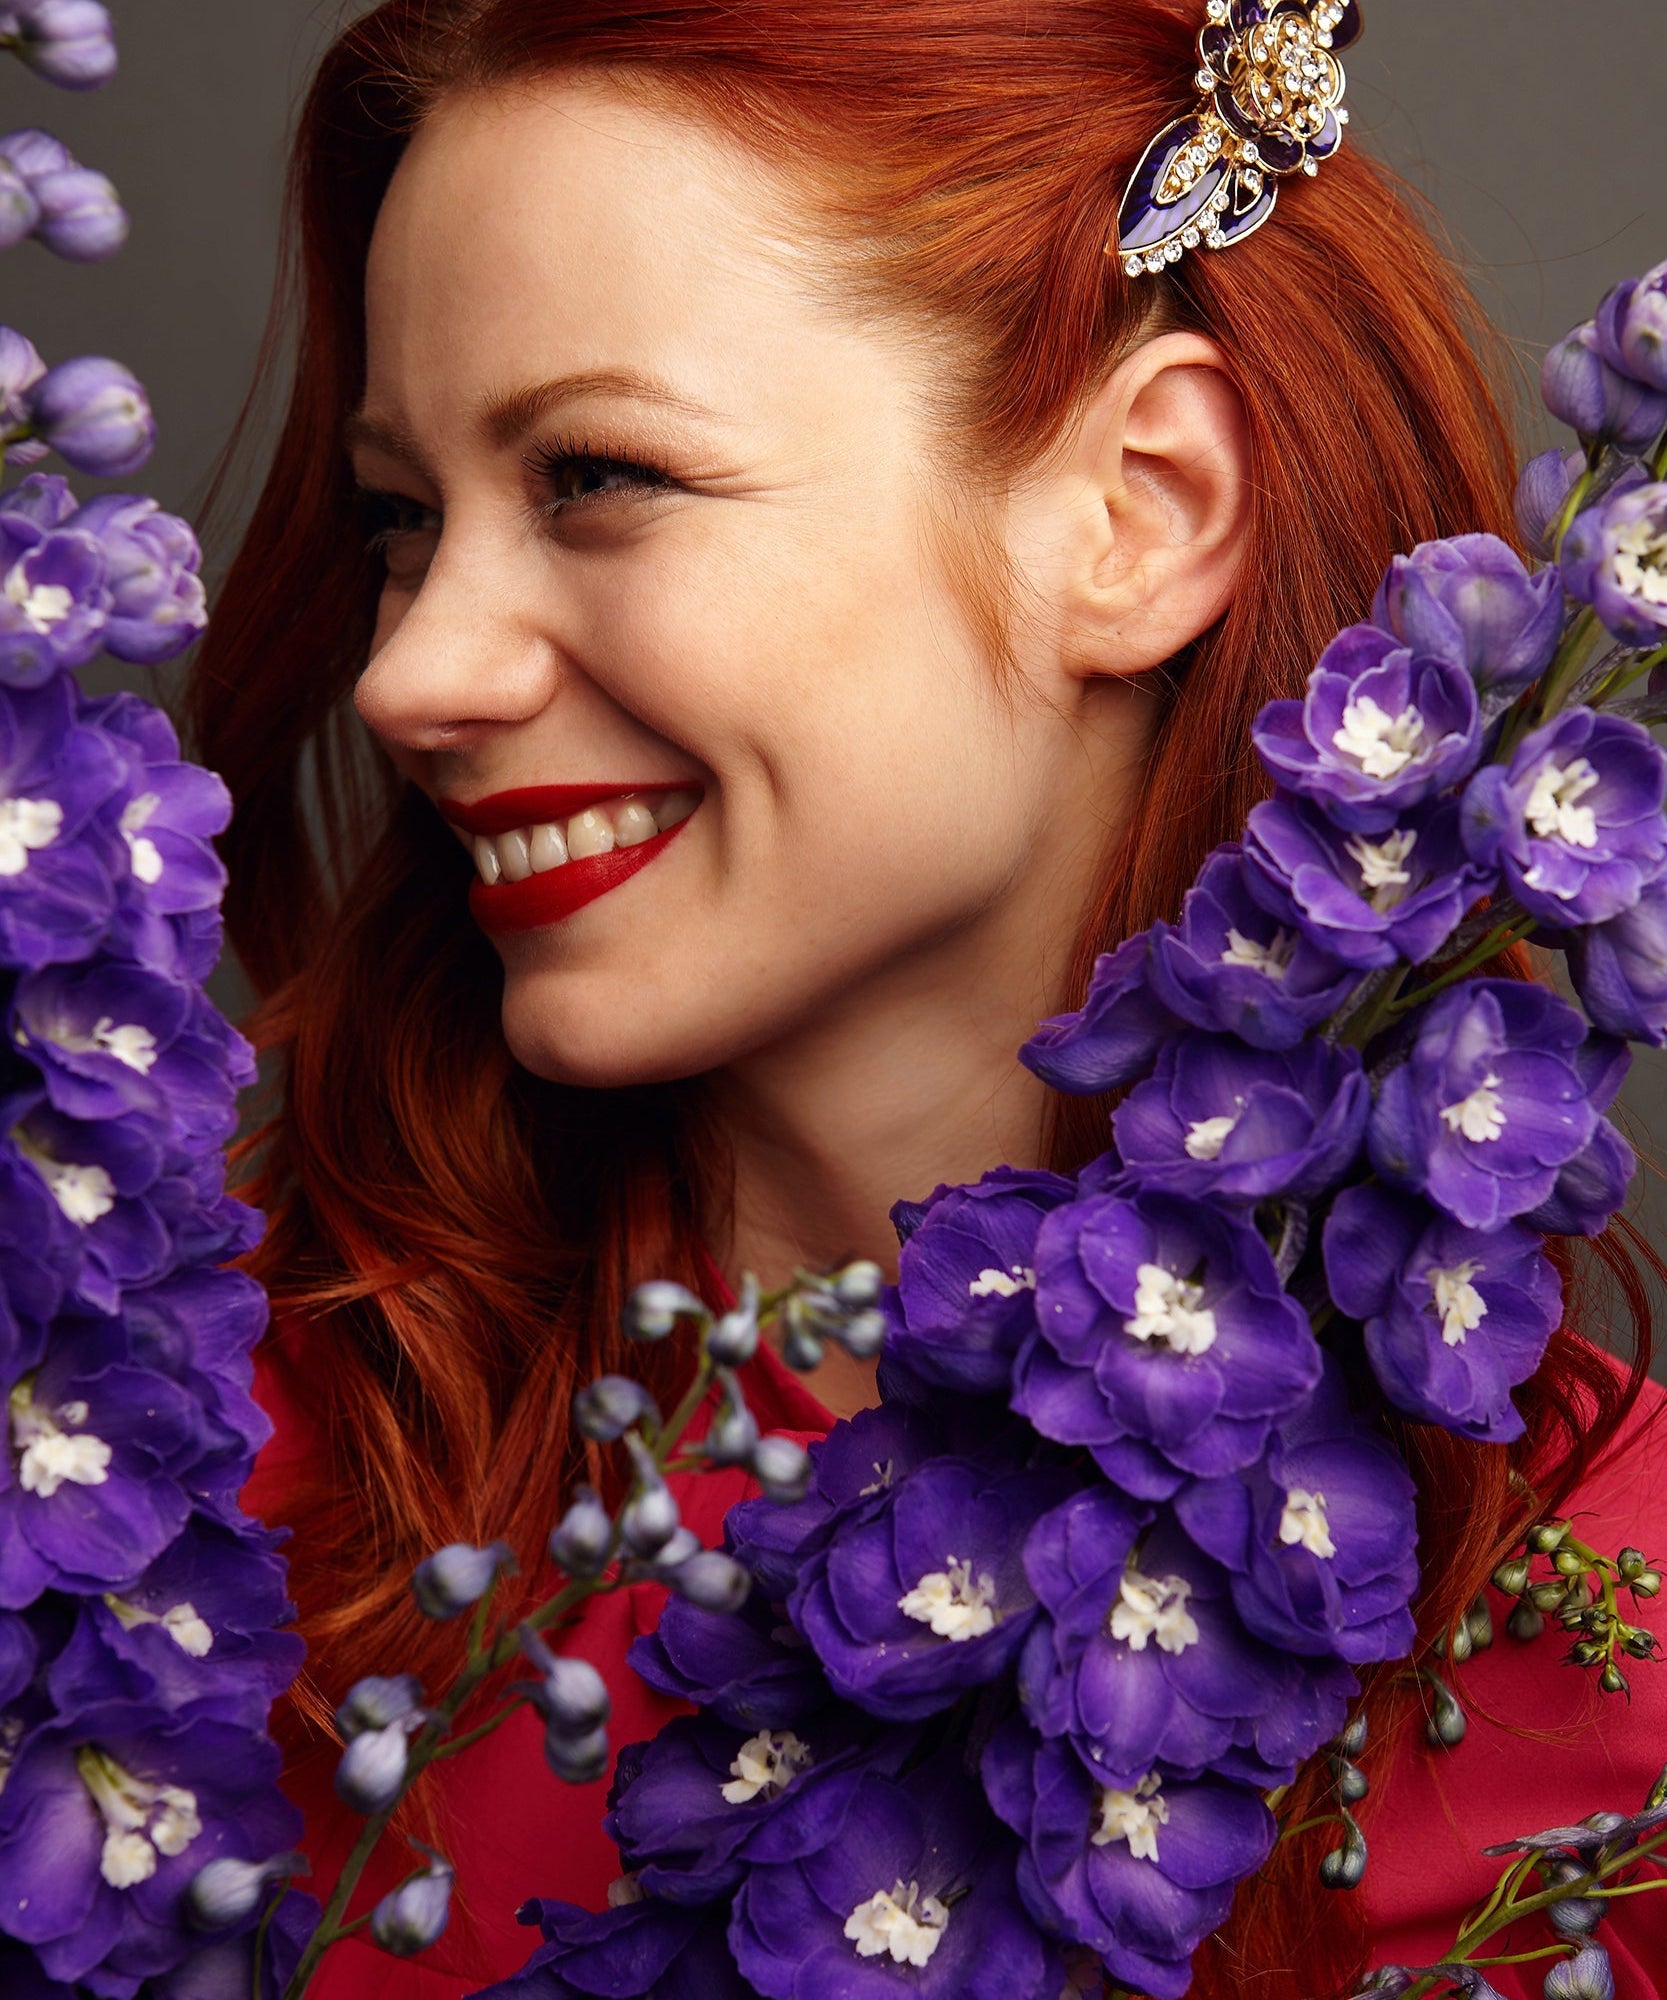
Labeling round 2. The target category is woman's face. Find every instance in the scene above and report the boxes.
[353,78,1149,1089]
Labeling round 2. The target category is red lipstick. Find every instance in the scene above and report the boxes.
[439,783,687,839]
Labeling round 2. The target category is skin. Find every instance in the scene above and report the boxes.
[351,77,1252,1417]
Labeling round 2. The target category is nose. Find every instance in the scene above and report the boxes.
[353,539,560,755]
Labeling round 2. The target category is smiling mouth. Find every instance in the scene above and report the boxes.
[439,783,701,934]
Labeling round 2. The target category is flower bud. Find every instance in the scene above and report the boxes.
[186,1852,307,1931]
[1529,1521,1571,1555]
[1515,446,1587,558]
[831,1260,884,1310]
[1568,1639,1604,1667]
[702,1373,759,1467]
[335,1718,414,1814]
[0,128,75,179]
[0,324,46,440]
[1617,1546,1647,1582]
[646,1526,703,1569]
[1542,324,1667,449]
[1529,1580,1570,1614]
[622,1280,707,1342]
[549,1486,612,1578]
[1423,1674,1466,1749]
[1508,1601,1545,1643]
[1337,1713,1370,1760]
[1622,1626,1657,1660]
[663,1549,752,1614]
[1319,1811,1367,1891]
[1599,1661,1629,1697]
[750,1433,812,1504]
[833,1307,887,1360]
[573,1374,659,1444]
[520,1628,611,1735]
[30,164,126,261]
[706,1274,760,1366]
[0,158,38,249]
[370,1850,454,1957]
[1633,1569,1662,1600]
[1594,261,1667,395]
[1492,1556,1532,1597]
[1436,1619,1474,1665]
[1464,1597,1494,1651]
[1553,1545,1587,1578]
[1330,1755,1369,1805]
[335,1674,423,1741]
[1544,1943,1616,2000]
[411,1540,511,1621]
[1546,1861,1604,1940]
[779,1294,826,1372]
[620,1436,679,1558]
[543,1720,609,1785]
[27,354,154,475]
[8,0,119,91]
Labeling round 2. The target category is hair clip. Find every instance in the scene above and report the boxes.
[1114,0,1361,278]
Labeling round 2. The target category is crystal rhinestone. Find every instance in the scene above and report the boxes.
[1164,240,1183,262]
[1195,67,1217,92]
[1337,107,1350,124]
[1206,229,1226,249]
[1206,128,1223,152]
[1244,171,1263,194]
[1302,158,1319,176]
[1206,0,1228,18]
[1181,228,1200,249]
[1242,141,1260,165]
[1145,253,1165,274]
[1123,255,1144,277]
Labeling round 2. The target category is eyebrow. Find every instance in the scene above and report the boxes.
[345,366,721,471]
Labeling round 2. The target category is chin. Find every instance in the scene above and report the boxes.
[498,965,743,1090]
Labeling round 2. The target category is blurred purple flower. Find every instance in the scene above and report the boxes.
[1252,626,1481,833]
[0,328,48,467]
[629,1585,828,1733]
[982,1716,1273,2000]
[1561,479,1667,647]
[1369,980,1598,1229]
[1371,534,1564,694]
[1594,260,1667,394]
[1,508,109,684]
[0,675,126,965]
[67,494,204,663]
[1015,1187,1321,1501]
[0,128,73,179]
[1020,930,1178,1093]
[29,165,126,261]
[1462,708,1667,928]
[1541,322,1667,449]
[2,2,119,92]
[1324,1184,1562,1441]
[26,355,154,478]
[0,154,37,248]
[1571,872,1667,1044]
[1516,446,1586,560]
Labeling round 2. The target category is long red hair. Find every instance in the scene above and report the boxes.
[189,3,1654,1991]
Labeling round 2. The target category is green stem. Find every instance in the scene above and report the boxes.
[1276,1813,1340,1843]
[429,1694,530,1763]
[1593,641,1667,707]
[1382,918,1536,1021]
[1536,607,1604,725]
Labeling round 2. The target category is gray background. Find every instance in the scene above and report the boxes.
[6,2,1667,1318]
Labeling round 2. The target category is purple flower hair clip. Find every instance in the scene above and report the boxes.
[1114,0,1360,279]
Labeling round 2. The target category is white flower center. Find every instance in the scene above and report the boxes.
[1109,1569,1200,1655]
[1612,515,1667,609]
[1091,1772,1170,1861]
[33,1009,160,1073]
[1279,1487,1337,1559]
[12,1124,116,1223]
[844,1880,950,1967]
[120,791,164,884]
[2,558,73,632]
[721,1729,813,1805]
[76,1746,203,1890]
[899,1555,998,1641]
[1429,1260,1487,1346]
[968,1265,1036,1300]
[1124,1264,1218,1355]
[105,1593,214,1658]
[1439,1072,1506,1144]
[1333,695,1427,779]
[1345,827,1418,911]
[859,1459,894,1498]
[1221,925,1296,980]
[1524,757,1601,851]
[0,795,62,877]
[1185,1110,1240,1161]
[9,1378,112,1499]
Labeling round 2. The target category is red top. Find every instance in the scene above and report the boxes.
[243,1345,1667,1999]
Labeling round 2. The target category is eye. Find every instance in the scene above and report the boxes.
[522,435,675,517]
[356,488,442,558]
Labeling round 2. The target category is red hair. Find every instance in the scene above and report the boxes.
[188,3,1653,1990]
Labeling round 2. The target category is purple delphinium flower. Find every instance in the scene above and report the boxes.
[882,1167,1074,1394]
[1463,709,1667,927]
[474,1896,754,2000]
[0,673,125,964]
[982,1716,1273,2000]
[156,1885,318,2000]
[0,1703,298,1996]
[1015,1188,1322,1501]
[629,1584,828,1732]
[1593,260,1667,395]
[0,328,48,465]
[1561,480,1667,647]
[1147,847,1357,1051]
[4,1,119,92]
[729,1755,1058,2000]
[1109,1033,1367,1205]
[1017,1489,1355,1790]
[86,693,230,927]
[0,129,74,180]
[788,1459,1078,1721]
[1324,1184,1562,1442]
[1541,322,1667,450]
[1174,1359,1419,1665]
[1251,626,1482,833]
[1371,534,1565,695]
[1,506,109,685]
[29,165,126,262]
[1571,872,1667,1044]
[1245,792,1487,970]
[1516,447,1587,560]
[1019,930,1179,1094]
[24,355,154,478]
[1368,980,1598,1230]
[1519,1033,1636,1241]
[67,495,205,663]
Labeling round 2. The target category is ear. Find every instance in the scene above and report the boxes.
[1040,331,1252,681]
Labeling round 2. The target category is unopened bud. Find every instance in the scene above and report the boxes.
[1330,1756,1369,1806]
[1622,1626,1657,1660]
[544,1720,610,1785]
[1568,1639,1604,1667]
[1600,1661,1630,1697]
[703,1372,760,1467]
[411,1541,511,1621]
[1424,1673,1466,1749]
[186,1852,307,1930]
[664,1549,752,1613]
[1633,1569,1662,1600]
[574,1375,660,1444]
[706,1276,761,1367]
[1530,1580,1570,1614]
[370,1850,454,1957]
[1337,1713,1370,1760]
[832,1308,887,1360]
[1492,1557,1531,1597]
[1553,1546,1588,1578]
[1507,1601,1546,1643]
[779,1295,826,1372]
[1528,1521,1571,1555]
[620,1438,680,1558]
[550,1487,612,1578]
[335,1718,415,1814]
[1466,1596,1494,1651]
[1547,1860,1604,1940]
[750,1434,812,1504]
[1543,1942,1617,2000]
[520,1627,611,1734]
[1319,1812,1367,1891]
[622,1281,708,1342]
[831,1261,884,1310]
[1617,1547,1648,1582]
[336,1675,423,1741]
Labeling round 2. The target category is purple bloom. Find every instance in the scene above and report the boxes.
[0,155,37,249]
[1369,980,1598,1229]
[1252,626,1482,833]
[0,328,48,465]
[29,164,127,261]
[1593,260,1667,395]
[1462,709,1667,928]
[629,1585,827,1732]
[87,693,230,922]
[1245,792,1487,970]
[67,494,204,663]
[159,1886,317,2000]
[0,675,126,964]
[1174,1360,1419,1665]
[25,356,154,478]
[0,129,74,180]
[1561,480,1667,647]
[1516,447,1586,560]
[1518,1032,1635,1240]
[0,1703,298,1996]
[1372,535,1564,694]
[729,1755,1058,2000]
[1015,1188,1321,1500]
[1018,1490,1355,1789]
[1571,872,1667,1043]
[883,1168,1074,1394]
[2,470,74,529]
[475,1898,753,2000]
[788,1459,1077,1720]
[1,507,109,684]
[1324,1184,1562,1442]
[982,1716,1273,2000]
[4,1,119,91]
[1541,323,1667,449]
[1019,930,1178,1093]
[1147,847,1357,1051]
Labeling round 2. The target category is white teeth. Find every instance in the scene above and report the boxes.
[529,822,569,872]
[653,790,699,831]
[473,837,502,886]
[497,828,533,882]
[613,801,659,848]
[566,807,617,860]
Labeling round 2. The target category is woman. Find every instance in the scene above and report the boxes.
[205,1,1667,1993]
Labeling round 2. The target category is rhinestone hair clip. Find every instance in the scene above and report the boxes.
[1113,0,1361,278]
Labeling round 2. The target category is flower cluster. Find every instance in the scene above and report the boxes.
[479,257,1667,2000]
[0,21,315,1997]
